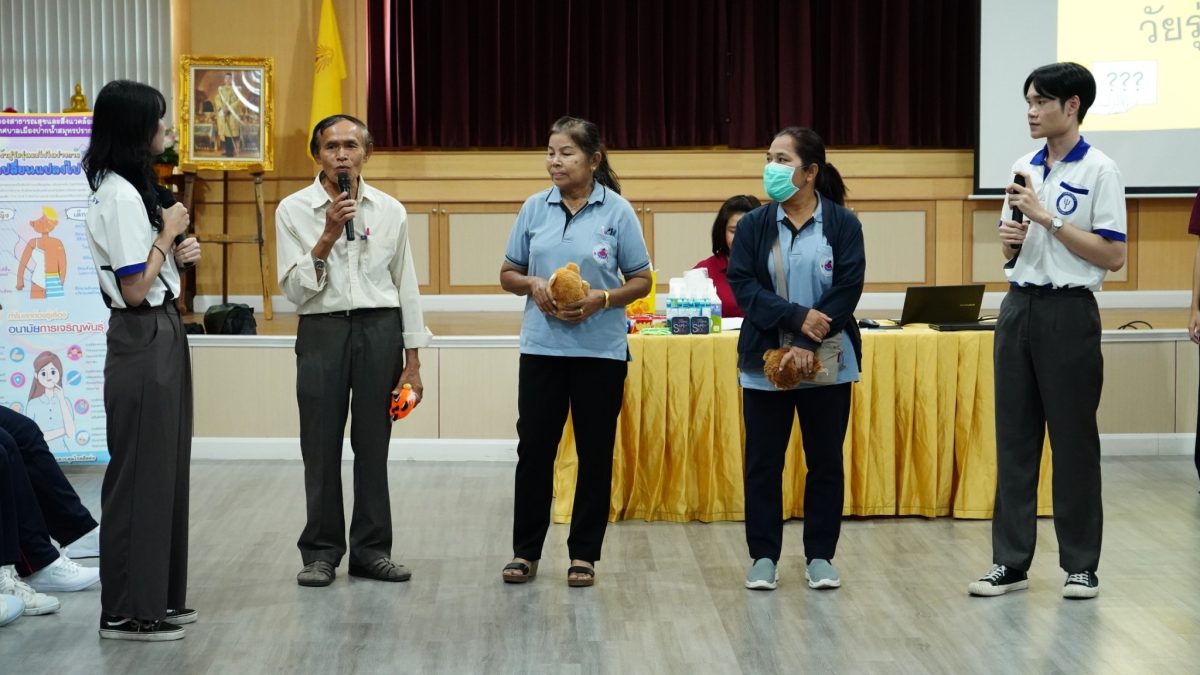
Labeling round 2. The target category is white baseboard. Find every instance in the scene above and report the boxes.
[1100,433,1193,457]
[191,434,1191,461]
[191,437,517,461]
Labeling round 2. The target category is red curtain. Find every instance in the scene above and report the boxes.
[367,0,976,149]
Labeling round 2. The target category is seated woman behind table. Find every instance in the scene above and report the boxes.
[692,195,761,318]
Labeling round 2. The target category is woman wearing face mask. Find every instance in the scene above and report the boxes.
[727,127,865,592]
[498,116,652,588]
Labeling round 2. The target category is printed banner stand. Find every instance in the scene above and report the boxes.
[0,114,110,465]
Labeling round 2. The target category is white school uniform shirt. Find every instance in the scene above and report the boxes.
[275,175,432,349]
[85,172,180,308]
[1003,137,1126,292]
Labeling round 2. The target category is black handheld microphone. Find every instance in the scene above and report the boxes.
[154,185,184,246]
[336,171,355,241]
[154,184,195,269]
[1010,173,1026,252]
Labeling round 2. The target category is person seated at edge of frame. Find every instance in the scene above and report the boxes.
[692,194,762,319]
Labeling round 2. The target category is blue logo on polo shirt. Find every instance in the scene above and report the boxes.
[1056,192,1078,215]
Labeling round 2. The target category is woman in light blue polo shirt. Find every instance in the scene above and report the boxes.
[499,116,652,587]
[727,127,866,592]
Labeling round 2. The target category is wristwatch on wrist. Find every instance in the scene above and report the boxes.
[1050,217,1064,233]
[313,256,326,272]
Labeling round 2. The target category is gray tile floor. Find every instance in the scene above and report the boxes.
[1,457,1198,674]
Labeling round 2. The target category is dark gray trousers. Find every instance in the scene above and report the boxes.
[992,286,1103,574]
[296,309,403,567]
[100,304,192,621]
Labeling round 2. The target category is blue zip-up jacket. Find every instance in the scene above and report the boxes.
[727,197,865,371]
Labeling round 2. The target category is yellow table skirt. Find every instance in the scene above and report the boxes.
[551,329,1053,523]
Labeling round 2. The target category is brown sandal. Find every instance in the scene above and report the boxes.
[502,560,538,583]
[567,564,595,587]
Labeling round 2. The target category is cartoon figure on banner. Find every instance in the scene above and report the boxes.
[15,207,68,300]
[26,351,77,451]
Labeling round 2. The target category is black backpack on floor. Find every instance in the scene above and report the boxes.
[203,303,257,335]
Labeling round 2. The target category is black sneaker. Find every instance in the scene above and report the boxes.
[166,608,198,624]
[967,564,1029,596]
[99,614,185,641]
[1062,571,1099,599]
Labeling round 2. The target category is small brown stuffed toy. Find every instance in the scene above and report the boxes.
[548,262,590,307]
[763,347,822,390]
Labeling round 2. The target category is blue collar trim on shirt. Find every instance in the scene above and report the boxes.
[545,181,608,206]
[1030,136,1091,170]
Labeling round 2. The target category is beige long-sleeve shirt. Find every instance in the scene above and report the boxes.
[275,175,432,348]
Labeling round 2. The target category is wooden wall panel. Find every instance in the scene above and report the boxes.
[437,348,520,440]
[406,208,433,289]
[934,200,965,285]
[970,206,1009,286]
[443,206,520,292]
[192,347,299,437]
[1137,199,1195,290]
[1097,342,1176,434]
[191,346,440,439]
[645,204,722,284]
[857,209,929,286]
[1176,341,1198,434]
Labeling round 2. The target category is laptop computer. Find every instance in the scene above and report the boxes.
[899,284,991,330]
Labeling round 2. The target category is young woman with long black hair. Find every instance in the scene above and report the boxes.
[83,80,201,641]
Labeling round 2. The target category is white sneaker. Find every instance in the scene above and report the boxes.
[0,594,25,626]
[63,526,100,559]
[0,565,61,615]
[23,555,100,592]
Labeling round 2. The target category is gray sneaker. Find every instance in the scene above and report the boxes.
[805,559,841,589]
[745,558,778,590]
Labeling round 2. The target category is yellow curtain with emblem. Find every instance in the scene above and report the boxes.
[309,0,347,134]
[551,330,1052,523]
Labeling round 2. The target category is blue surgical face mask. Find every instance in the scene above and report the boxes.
[763,163,799,202]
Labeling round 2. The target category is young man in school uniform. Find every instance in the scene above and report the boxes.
[276,115,432,587]
[968,62,1126,600]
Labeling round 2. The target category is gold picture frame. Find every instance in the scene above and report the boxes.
[179,55,274,171]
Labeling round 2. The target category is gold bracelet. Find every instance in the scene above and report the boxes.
[603,289,610,309]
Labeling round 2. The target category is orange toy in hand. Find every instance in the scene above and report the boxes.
[390,384,418,421]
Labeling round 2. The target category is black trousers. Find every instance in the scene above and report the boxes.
[0,436,59,573]
[296,309,403,567]
[0,406,97,554]
[100,304,192,621]
[512,354,627,563]
[992,286,1103,574]
[742,383,852,563]
[1195,342,1200,481]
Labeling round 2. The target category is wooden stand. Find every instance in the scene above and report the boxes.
[179,162,273,320]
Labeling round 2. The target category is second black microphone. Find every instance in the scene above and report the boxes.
[336,171,355,241]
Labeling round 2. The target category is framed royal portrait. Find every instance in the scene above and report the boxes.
[179,56,274,171]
